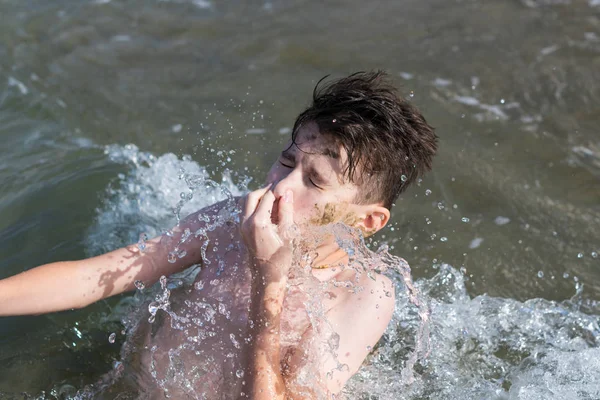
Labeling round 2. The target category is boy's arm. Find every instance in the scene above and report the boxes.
[0,206,217,317]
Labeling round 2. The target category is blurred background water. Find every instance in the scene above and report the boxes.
[0,0,599,398]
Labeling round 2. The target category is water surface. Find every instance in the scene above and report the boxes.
[0,0,599,398]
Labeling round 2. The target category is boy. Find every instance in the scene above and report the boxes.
[0,71,437,399]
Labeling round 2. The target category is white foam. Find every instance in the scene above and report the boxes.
[245,128,266,135]
[432,78,452,87]
[346,264,600,399]
[495,216,511,225]
[85,144,244,256]
[469,237,484,249]
[8,76,28,95]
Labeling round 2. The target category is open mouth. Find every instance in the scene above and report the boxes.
[270,196,280,225]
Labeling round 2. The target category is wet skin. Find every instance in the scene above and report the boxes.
[110,124,395,398]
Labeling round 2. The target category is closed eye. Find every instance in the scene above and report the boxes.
[279,161,293,168]
[309,178,323,189]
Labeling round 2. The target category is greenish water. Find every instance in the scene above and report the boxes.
[0,0,599,398]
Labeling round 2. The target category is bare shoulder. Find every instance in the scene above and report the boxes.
[306,269,396,393]
[165,198,241,264]
[180,197,239,225]
[327,268,396,336]
[176,198,241,241]
[354,270,395,319]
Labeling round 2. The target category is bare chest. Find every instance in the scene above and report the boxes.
[131,228,348,398]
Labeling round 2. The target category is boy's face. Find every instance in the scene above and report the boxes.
[265,122,389,235]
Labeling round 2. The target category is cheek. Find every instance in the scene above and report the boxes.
[266,166,282,184]
[291,196,321,224]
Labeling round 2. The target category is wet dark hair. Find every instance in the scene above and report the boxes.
[291,70,438,209]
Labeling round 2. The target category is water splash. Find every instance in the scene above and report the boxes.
[85,143,245,255]
[345,264,600,400]
[72,144,600,400]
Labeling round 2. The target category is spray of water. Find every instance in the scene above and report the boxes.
[66,144,600,400]
[76,144,430,399]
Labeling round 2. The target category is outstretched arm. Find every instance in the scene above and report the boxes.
[0,204,220,317]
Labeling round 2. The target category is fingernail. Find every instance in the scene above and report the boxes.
[283,190,293,203]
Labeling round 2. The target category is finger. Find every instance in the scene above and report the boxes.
[254,190,276,223]
[278,190,295,237]
[242,185,271,222]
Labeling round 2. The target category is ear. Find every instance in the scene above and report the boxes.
[354,205,390,237]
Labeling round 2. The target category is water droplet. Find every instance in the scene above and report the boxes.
[409,90,415,98]
[577,252,584,259]
[137,232,148,252]
[563,272,570,279]
[332,118,337,123]
[469,237,483,249]
[167,252,177,263]
[148,302,159,315]
[236,369,245,378]
[219,303,227,315]
[461,217,470,223]
[425,189,432,196]
[440,237,448,242]
[437,202,445,210]
[591,251,598,259]
[366,345,372,351]
[401,174,407,182]
[108,332,116,343]
[134,280,145,290]
[494,216,510,225]
[537,270,544,278]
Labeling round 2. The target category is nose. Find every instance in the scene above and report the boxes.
[271,168,300,199]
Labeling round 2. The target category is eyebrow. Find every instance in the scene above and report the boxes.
[280,148,331,184]
[281,148,295,161]
[281,146,339,160]
[321,148,339,159]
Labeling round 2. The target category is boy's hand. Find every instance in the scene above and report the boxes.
[240,186,295,280]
